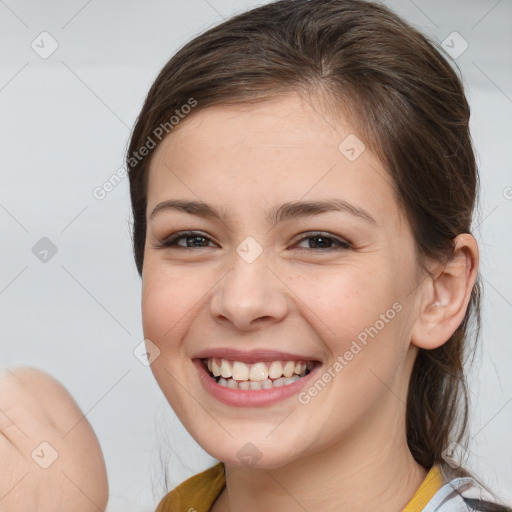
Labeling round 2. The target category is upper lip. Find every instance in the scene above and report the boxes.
[193,348,321,364]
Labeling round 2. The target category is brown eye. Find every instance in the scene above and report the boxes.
[157,231,216,249]
[294,232,351,252]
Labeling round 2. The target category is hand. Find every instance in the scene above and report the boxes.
[0,367,109,511]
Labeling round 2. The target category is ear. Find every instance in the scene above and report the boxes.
[411,233,479,350]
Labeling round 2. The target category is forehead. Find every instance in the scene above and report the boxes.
[146,92,404,232]
[154,92,347,152]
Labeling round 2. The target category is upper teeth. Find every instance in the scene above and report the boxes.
[206,358,313,381]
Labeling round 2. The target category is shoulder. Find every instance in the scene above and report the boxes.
[423,476,512,512]
[155,462,225,512]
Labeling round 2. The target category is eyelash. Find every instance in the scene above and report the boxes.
[155,230,352,252]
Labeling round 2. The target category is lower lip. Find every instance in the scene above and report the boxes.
[193,358,321,407]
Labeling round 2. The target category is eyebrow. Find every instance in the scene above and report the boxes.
[150,198,377,226]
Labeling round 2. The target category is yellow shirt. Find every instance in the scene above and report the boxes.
[155,462,443,512]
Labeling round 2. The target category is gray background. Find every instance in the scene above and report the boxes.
[0,0,511,510]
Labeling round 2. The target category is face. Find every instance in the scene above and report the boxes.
[141,92,425,469]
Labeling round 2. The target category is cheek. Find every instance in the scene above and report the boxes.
[294,265,412,401]
[294,262,403,341]
[294,269,411,424]
[141,262,215,348]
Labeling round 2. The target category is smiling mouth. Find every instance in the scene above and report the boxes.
[201,357,317,390]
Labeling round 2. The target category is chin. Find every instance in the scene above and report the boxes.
[197,433,305,470]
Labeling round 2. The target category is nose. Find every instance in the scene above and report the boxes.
[209,249,289,332]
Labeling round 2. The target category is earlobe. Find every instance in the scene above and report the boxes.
[411,233,479,350]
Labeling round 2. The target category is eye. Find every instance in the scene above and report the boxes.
[293,232,351,252]
[155,231,216,249]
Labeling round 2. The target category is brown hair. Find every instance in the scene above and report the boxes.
[125,0,509,508]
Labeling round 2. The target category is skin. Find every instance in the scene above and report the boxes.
[0,367,109,512]
[141,91,479,512]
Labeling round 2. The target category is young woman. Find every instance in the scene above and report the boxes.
[125,0,512,511]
